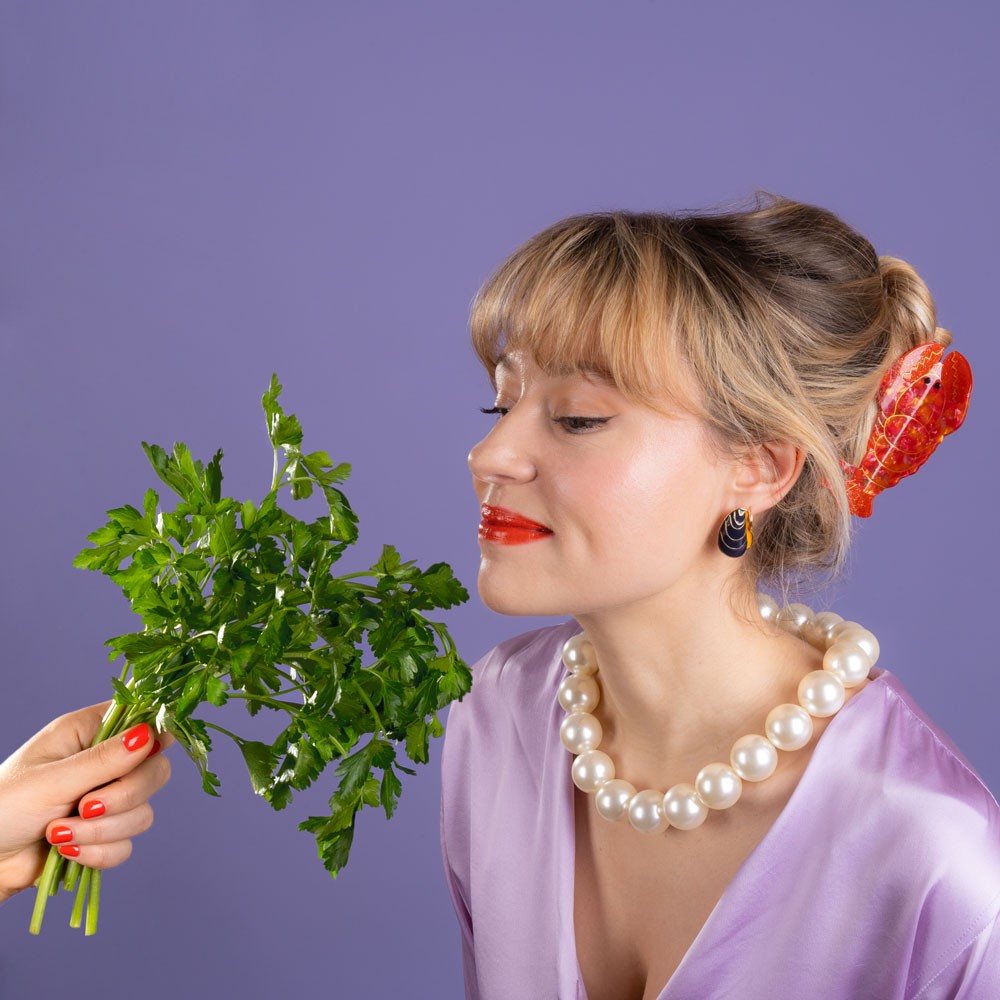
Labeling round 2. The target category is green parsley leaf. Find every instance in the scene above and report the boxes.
[32,374,472,937]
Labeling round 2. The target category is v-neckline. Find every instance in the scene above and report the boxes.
[567,668,887,1000]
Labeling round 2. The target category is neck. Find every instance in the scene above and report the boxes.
[573,580,820,786]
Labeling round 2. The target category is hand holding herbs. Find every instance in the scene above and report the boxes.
[29,375,471,935]
[0,702,169,906]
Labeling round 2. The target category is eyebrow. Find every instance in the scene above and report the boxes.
[495,353,615,385]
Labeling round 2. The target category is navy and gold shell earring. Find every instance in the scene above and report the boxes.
[717,507,753,558]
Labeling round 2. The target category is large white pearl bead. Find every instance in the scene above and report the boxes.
[829,623,880,665]
[731,734,778,781]
[797,670,846,718]
[756,593,779,623]
[560,712,603,754]
[826,619,858,647]
[776,603,813,635]
[823,641,872,688]
[765,703,814,751]
[557,674,601,713]
[663,783,709,830]
[695,763,743,810]
[627,788,667,833]
[595,778,636,823]
[571,750,615,792]
[800,611,844,650]
[561,634,597,675]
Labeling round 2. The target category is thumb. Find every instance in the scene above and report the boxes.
[40,722,159,805]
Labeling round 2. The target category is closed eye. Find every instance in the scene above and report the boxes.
[480,405,509,417]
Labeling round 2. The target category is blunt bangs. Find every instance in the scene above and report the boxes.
[469,214,701,415]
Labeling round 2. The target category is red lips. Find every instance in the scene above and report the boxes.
[479,504,553,545]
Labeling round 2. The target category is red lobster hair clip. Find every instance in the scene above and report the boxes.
[840,342,973,517]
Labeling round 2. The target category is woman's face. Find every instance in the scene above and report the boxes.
[468,350,740,618]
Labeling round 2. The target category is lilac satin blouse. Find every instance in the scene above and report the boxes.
[440,621,1000,999]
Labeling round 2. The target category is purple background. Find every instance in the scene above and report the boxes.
[1,2,996,996]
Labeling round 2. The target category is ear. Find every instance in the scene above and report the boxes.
[729,439,805,515]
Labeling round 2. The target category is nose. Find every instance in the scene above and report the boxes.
[468,413,537,487]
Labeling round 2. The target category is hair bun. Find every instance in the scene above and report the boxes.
[877,255,938,344]
[932,326,953,348]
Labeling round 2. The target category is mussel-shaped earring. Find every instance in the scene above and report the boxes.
[717,507,753,558]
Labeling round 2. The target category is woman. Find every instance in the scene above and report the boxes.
[0,705,170,904]
[441,195,1000,999]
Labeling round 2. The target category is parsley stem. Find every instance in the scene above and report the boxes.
[429,619,457,656]
[93,699,129,746]
[271,454,294,493]
[355,682,385,736]
[202,719,350,761]
[63,860,82,893]
[272,664,308,687]
[202,721,242,742]
[264,687,309,699]
[227,693,300,714]
[28,847,63,934]
[337,581,381,596]
[48,857,65,895]
[85,870,101,935]
[69,867,90,929]
[247,663,310,696]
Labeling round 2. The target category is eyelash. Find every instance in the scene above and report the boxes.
[479,406,610,433]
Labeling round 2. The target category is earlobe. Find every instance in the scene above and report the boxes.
[731,440,806,514]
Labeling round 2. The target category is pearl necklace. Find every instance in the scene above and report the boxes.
[557,594,880,833]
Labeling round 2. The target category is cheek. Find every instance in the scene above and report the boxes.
[573,447,725,575]
[601,445,712,526]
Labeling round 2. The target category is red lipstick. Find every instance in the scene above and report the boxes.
[479,504,553,545]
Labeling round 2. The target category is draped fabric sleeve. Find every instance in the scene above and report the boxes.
[913,898,1000,999]
[438,621,584,1000]
[441,795,478,999]
[440,688,479,1000]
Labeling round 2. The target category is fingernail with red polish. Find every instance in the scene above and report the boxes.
[149,740,162,757]
[81,800,105,819]
[49,826,74,845]
[59,845,81,858]
[122,723,151,753]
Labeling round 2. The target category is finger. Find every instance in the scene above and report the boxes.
[76,753,172,820]
[15,702,114,764]
[48,803,154,849]
[38,721,160,804]
[55,838,134,871]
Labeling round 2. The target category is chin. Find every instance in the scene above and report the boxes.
[477,572,566,618]
[477,582,540,617]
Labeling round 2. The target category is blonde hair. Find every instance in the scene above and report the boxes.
[470,192,951,594]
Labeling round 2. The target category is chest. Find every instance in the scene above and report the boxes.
[572,777,798,1000]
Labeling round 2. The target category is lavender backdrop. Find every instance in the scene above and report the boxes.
[1,2,996,997]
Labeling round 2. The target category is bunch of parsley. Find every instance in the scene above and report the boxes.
[30,376,471,935]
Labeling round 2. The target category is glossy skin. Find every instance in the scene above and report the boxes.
[467,352,739,619]
[842,343,973,516]
[0,703,171,903]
